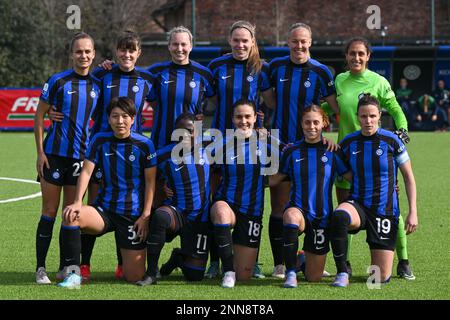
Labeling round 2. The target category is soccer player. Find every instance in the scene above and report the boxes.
[211,99,278,288]
[147,26,215,149]
[58,97,156,289]
[33,32,100,284]
[269,105,349,288]
[265,23,339,278]
[330,94,418,287]
[136,113,212,285]
[204,20,273,279]
[50,30,155,281]
[323,37,415,279]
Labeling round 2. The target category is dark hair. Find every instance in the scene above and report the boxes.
[232,99,257,114]
[107,97,136,117]
[117,29,141,50]
[229,21,262,74]
[302,104,330,128]
[344,37,372,55]
[69,32,94,53]
[175,112,196,129]
[357,94,381,113]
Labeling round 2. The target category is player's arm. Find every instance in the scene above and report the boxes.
[380,80,408,131]
[323,94,340,115]
[268,173,287,187]
[62,159,95,223]
[47,106,64,122]
[34,100,51,178]
[134,166,156,243]
[398,160,418,234]
[261,88,276,110]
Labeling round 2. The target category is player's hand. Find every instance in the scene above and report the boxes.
[99,59,114,70]
[62,203,82,224]
[323,137,340,152]
[47,106,64,122]
[405,212,418,235]
[133,216,149,243]
[36,152,50,178]
[195,113,204,121]
[256,127,269,139]
[394,128,410,144]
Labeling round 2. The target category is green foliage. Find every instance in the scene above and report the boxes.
[0,132,449,300]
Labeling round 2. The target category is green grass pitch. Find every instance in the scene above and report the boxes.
[0,132,449,300]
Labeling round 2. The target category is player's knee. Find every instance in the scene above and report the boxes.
[151,209,172,229]
[182,266,204,282]
[330,210,351,228]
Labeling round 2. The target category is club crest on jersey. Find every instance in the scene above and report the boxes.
[321,155,328,163]
[198,158,205,165]
[304,80,311,88]
[129,154,136,162]
[376,148,383,156]
[95,171,103,179]
[90,90,97,98]
[247,75,254,82]
[189,80,197,88]
[52,171,60,179]
[132,85,140,93]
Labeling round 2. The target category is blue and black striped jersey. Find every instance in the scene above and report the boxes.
[214,135,276,218]
[208,55,270,133]
[90,65,154,135]
[147,61,214,148]
[280,140,348,228]
[156,143,211,222]
[85,132,157,216]
[40,69,101,160]
[340,128,410,217]
[268,57,335,143]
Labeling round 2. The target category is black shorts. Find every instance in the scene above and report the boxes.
[38,154,83,186]
[345,200,398,251]
[300,211,330,256]
[232,206,263,249]
[95,206,147,250]
[163,206,211,260]
[89,165,103,184]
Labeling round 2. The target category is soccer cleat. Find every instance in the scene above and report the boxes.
[322,270,332,277]
[80,264,91,282]
[283,270,298,288]
[58,272,82,289]
[204,261,221,279]
[114,265,123,279]
[160,248,182,276]
[272,264,286,279]
[346,260,353,278]
[397,260,416,280]
[35,267,51,285]
[332,272,349,287]
[135,275,157,286]
[252,263,266,279]
[221,271,236,288]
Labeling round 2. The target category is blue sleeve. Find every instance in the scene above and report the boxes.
[86,135,100,164]
[320,66,336,97]
[145,139,157,168]
[259,63,271,91]
[40,75,59,105]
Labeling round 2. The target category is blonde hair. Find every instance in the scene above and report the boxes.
[229,20,262,74]
[168,26,193,45]
[288,22,312,39]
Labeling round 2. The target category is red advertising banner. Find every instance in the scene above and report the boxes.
[0,88,153,131]
[0,88,46,130]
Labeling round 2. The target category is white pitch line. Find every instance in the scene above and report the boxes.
[0,177,41,204]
